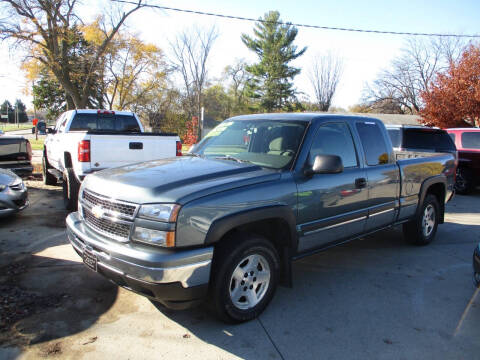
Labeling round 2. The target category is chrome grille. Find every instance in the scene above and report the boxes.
[82,207,131,240]
[80,188,139,241]
[82,189,137,218]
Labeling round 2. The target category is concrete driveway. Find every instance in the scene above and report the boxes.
[1,182,479,359]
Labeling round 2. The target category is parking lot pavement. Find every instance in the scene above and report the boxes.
[1,182,479,359]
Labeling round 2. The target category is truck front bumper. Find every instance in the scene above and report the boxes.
[66,212,213,309]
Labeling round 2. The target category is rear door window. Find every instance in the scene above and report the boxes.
[69,113,141,132]
[461,132,480,149]
[403,129,456,151]
[356,122,390,166]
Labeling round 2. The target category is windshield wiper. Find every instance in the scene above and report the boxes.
[214,155,251,164]
[184,152,203,158]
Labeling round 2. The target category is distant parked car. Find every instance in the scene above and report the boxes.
[0,168,28,217]
[446,128,480,194]
[32,120,47,135]
[386,125,457,159]
[0,135,33,177]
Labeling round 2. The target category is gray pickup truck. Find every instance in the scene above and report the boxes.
[66,114,455,323]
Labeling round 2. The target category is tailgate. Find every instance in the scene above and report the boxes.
[90,135,178,168]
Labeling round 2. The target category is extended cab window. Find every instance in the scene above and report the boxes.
[461,132,480,149]
[69,113,141,132]
[356,122,389,165]
[387,128,401,148]
[310,123,358,167]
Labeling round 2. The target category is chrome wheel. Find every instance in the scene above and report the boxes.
[229,254,270,310]
[422,204,435,237]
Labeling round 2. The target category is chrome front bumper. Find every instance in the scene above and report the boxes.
[66,212,213,289]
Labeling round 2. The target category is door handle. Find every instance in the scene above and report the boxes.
[355,177,367,188]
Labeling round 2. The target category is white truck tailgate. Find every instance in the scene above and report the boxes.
[90,135,178,169]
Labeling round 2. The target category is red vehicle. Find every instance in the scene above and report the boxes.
[446,128,480,194]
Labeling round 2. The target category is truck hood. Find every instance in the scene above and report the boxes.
[82,156,280,204]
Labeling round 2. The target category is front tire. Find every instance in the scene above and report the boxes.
[210,233,280,323]
[63,168,80,211]
[403,194,440,246]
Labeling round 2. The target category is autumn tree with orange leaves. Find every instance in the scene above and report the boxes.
[420,44,480,128]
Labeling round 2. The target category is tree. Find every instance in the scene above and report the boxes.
[171,26,218,139]
[0,100,14,123]
[308,52,343,111]
[241,11,306,112]
[103,34,168,111]
[0,0,144,108]
[420,44,480,128]
[364,37,467,114]
[32,72,68,120]
[14,99,28,123]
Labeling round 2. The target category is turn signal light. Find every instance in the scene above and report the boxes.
[78,140,90,162]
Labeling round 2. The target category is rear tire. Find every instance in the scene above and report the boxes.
[455,167,474,195]
[210,233,280,323]
[403,194,440,246]
[63,168,80,211]
[42,153,57,186]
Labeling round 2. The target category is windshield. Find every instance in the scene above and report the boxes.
[191,119,307,169]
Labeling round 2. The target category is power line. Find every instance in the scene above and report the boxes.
[111,0,480,38]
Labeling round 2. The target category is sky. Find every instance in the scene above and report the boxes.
[0,0,479,111]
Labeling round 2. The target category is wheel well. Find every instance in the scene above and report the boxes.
[426,183,445,223]
[215,218,293,286]
[64,152,73,168]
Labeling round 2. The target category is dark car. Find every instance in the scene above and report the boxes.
[446,128,480,194]
[0,135,33,177]
[386,125,457,159]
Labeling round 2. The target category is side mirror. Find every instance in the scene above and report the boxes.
[47,128,56,134]
[305,154,344,176]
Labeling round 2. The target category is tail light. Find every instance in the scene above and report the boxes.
[176,141,182,156]
[78,140,90,162]
[26,140,32,161]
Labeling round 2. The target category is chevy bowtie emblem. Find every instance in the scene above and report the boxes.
[91,205,105,219]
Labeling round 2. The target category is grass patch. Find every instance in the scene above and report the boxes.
[1,123,33,132]
[29,138,45,151]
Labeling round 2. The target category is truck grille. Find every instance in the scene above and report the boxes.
[82,189,137,218]
[81,189,139,241]
[82,207,132,240]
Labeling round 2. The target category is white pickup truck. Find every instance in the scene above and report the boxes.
[43,109,181,209]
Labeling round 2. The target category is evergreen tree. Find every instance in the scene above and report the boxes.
[241,11,306,112]
[0,100,14,123]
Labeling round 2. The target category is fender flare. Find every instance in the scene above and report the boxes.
[204,205,298,250]
[416,174,447,221]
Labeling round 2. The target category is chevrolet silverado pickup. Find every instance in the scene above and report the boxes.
[43,109,181,210]
[66,114,455,323]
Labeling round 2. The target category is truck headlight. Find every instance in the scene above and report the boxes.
[138,204,180,222]
[132,227,175,247]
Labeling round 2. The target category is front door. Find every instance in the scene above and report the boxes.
[296,122,369,252]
